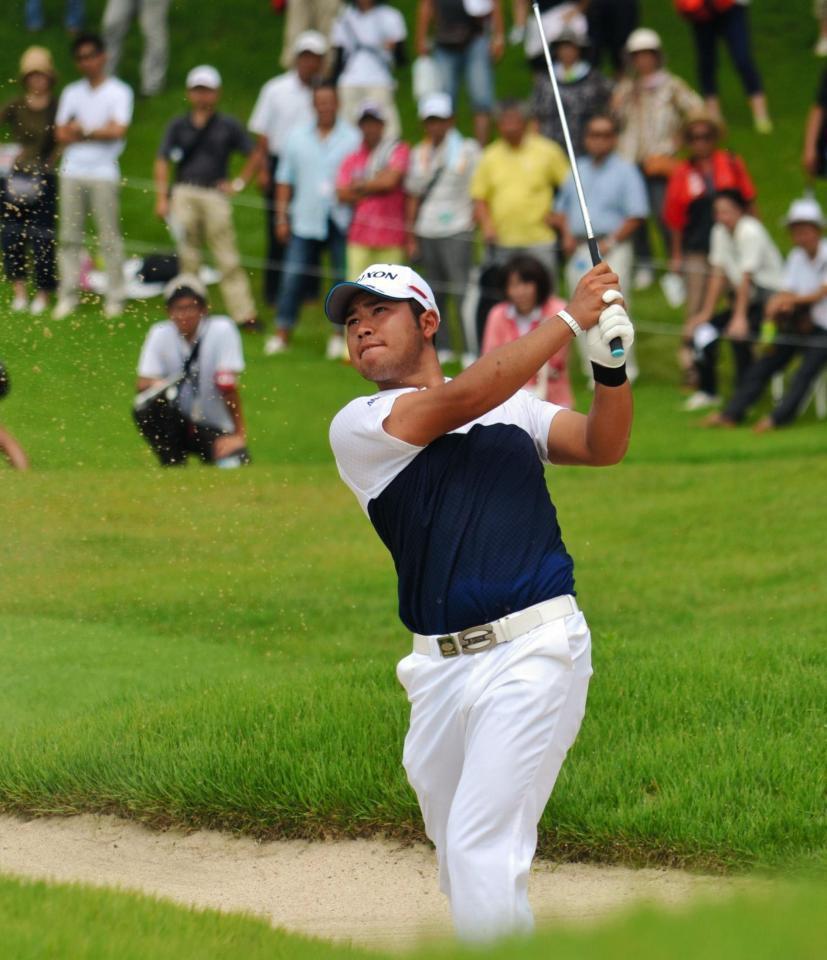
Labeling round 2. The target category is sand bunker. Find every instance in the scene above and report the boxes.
[0,815,741,950]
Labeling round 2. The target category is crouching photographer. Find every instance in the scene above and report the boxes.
[134,274,250,467]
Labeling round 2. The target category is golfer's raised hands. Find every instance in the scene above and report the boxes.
[566,263,624,332]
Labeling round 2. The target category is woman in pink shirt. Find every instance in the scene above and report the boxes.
[336,100,410,278]
[482,253,574,408]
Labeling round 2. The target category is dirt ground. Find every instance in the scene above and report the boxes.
[0,814,741,950]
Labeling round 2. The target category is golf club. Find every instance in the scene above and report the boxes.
[531,1,625,358]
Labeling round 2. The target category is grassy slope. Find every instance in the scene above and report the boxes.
[2,874,826,960]
[0,0,824,873]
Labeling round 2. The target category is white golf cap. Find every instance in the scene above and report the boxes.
[293,29,328,57]
[186,64,221,89]
[785,197,825,227]
[164,273,208,303]
[418,91,453,119]
[357,99,386,123]
[626,27,662,54]
[325,264,440,325]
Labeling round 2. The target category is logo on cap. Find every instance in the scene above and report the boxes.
[358,269,399,281]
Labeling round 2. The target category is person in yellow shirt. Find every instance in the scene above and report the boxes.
[470,98,569,280]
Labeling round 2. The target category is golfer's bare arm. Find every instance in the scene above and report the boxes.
[386,264,631,466]
[136,377,162,391]
[544,387,632,467]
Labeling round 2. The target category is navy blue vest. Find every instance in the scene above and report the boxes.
[367,421,574,635]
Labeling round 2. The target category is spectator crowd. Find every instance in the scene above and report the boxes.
[3,0,827,469]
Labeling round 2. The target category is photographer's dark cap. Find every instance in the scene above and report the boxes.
[164,273,208,305]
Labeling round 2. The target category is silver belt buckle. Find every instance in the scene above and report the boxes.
[435,623,497,658]
[459,624,496,654]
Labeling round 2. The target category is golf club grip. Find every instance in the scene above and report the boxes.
[586,237,624,359]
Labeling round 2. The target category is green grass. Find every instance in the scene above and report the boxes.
[1,443,824,869]
[1,873,826,960]
[0,0,824,893]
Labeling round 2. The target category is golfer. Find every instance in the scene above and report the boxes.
[327,260,634,941]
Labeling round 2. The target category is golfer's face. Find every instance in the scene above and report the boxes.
[344,294,423,382]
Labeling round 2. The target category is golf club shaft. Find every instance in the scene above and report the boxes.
[531,2,624,358]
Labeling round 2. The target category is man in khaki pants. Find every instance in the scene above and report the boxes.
[154,65,260,329]
[280,0,342,70]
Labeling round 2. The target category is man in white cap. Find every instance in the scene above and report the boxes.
[705,197,827,432]
[134,273,249,467]
[336,101,410,281]
[249,30,329,309]
[405,92,480,365]
[154,66,260,330]
[326,259,634,942]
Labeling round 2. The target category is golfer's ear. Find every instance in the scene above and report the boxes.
[420,308,440,345]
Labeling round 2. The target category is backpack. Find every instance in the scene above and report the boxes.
[674,0,735,22]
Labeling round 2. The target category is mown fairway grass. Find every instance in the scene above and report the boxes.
[0,0,824,927]
[2,874,826,960]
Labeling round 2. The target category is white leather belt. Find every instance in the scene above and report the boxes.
[412,595,579,659]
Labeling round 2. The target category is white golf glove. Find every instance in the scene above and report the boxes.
[585,289,635,370]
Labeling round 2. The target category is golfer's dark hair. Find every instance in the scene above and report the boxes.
[504,254,553,305]
[410,299,437,348]
[715,188,748,210]
[72,32,104,55]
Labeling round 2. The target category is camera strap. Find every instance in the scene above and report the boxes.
[180,326,205,419]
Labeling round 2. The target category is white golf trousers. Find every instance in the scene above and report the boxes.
[396,607,592,943]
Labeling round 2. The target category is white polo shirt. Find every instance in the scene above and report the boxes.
[248,71,314,156]
[137,316,244,434]
[709,215,784,293]
[56,76,133,181]
[783,239,827,330]
[330,4,407,89]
